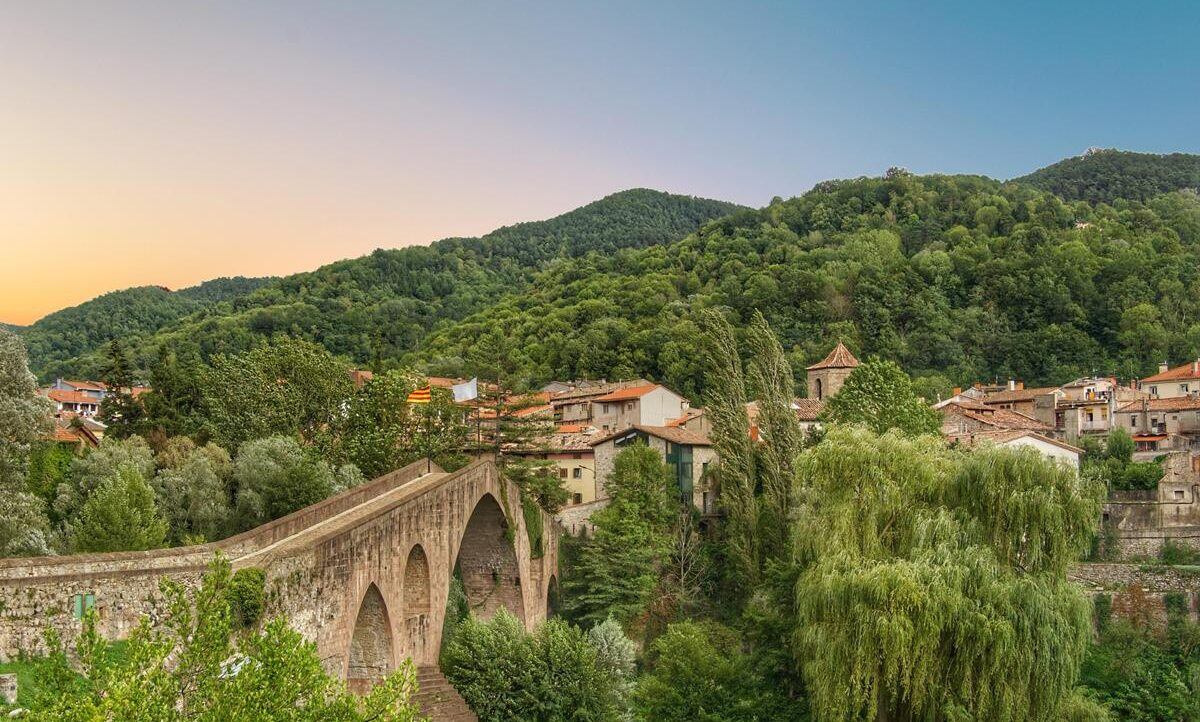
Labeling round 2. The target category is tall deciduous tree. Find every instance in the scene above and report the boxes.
[564,443,675,629]
[201,338,354,451]
[698,308,759,590]
[820,357,941,436]
[792,426,1106,721]
[0,329,53,556]
[73,464,168,552]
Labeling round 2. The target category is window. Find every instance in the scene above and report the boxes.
[1130,414,1139,426]
[572,467,582,479]
[558,468,567,479]
[1174,490,1185,501]
[71,593,95,620]
[1183,384,1190,393]
[1150,386,1158,396]
[572,493,583,505]
[702,491,711,513]
[1086,412,1094,422]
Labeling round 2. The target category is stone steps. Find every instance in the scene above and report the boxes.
[415,666,476,722]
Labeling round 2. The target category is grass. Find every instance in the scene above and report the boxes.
[0,639,129,709]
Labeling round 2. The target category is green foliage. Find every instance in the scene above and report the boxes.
[40,191,738,383]
[1083,430,1165,491]
[1160,540,1200,566]
[201,338,354,451]
[0,329,53,557]
[416,173,1200,392]
[791,426,1103,721]
[633,620,804,721]
[563,443,676,629]
[1094,594,1113,632]
[821,357,941,436]
[18,278,270,381]
[154,442,233,544]
[1080,620,1198,722]
[1016,149,1200,203]
[22,556,422,721]
[231,436,346,531]
[72,464,168,552]
[226,567,267,630]
[441,610,622,722]
[24,441,74,505]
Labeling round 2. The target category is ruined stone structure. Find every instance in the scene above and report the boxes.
[0,459,558,719]
[1103,452,1200,558]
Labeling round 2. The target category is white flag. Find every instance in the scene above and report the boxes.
[452,377,479,402]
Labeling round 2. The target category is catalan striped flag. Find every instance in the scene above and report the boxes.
[406,386,432,404]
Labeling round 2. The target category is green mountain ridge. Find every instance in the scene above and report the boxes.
[1014,148,1200,203]
[23,189,743,380]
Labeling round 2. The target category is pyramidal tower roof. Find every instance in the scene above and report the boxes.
[806,341,860,370]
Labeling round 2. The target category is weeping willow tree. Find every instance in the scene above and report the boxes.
[698,308,759,590]
[792,426,1108,722]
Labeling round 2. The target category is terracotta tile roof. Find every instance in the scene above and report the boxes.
[806,342,860,371]
[980,386,1060,404]
[1141,360,1200,384]
[592,384,660,403]
[941,402,1052,431]
[512,404,553,418]
[946,430,1082,455]
[550,379,651,403]
[63,379,106,391]
[1117,397,1200,413]
[556,423,587,433]
[792,398,825,421]
[589,424,712,447]
[665,408,704,427]
[45,389,100,405]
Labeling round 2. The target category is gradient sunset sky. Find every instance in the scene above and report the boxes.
[2,1,1198,325]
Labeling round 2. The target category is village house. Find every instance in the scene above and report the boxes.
[507,429,598,506]
[944,429,1083,469]
[549,379,652,425]
[590,424,717,514]
[1114,396,1200,460]
[938,399,1054,436]
[43,388,102,418]
[588,383,688,433]
[1139,359,1200,399]
[46,416,101,450]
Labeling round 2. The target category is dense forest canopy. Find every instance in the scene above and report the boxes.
[24,189,741,381]
[18,277,271,381]
[415,170,1200,399]
[1016,148,1200,204]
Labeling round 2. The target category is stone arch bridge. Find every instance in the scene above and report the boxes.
[0,459,558,714]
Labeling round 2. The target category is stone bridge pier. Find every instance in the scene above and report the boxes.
[0,459,559,717]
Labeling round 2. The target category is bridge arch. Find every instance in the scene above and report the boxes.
[453,492,526,621]
[402,543,433,663]
[546,574,560,618]
[346,583,395,693]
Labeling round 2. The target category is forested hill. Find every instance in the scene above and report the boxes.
[31,189,743,380]
[414,171,1200,401]
[1015,149,1200,204]
[20,277,272,381]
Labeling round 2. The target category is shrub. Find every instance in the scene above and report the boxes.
[441,610,620,721]
[227,567,266,629]
[1160,539,1200,566]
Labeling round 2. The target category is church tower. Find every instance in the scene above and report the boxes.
[805,342,860,400]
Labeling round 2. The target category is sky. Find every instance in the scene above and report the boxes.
[2,1,1199,325]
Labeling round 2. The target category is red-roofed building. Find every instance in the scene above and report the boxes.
[43,388,102,417]
[590,384,688,433]
[1139,359,1200,399]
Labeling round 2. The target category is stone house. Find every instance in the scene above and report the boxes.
[549,379,652,425]
[507,430,599,506]
[1103,452,1200,558]
[944,429,1083,469]
[1139,359,1200,399]
[588,384,688,434]
[590,425,717,513]
[938,400,1053,436]
[1114,396,1200,460]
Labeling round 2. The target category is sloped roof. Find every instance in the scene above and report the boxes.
[806,342,860,371]
[45,389,100,405]
[1141,360,1200,384]
[980,386,1061,404]
[946,430,1082,455]
[592,384,661,403]
[941,402,1053,431]
[1118,396,1200,413]
[792,398,825,421]
[589,424,712,447]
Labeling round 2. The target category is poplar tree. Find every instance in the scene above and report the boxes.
[0,329,53,556]
[792,426,1108,721]
[698,308,759,590]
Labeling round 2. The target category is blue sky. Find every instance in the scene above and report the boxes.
[2,0,1198,321]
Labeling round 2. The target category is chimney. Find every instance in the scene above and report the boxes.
[1160,361,1170,374]
[1016,381,1024,391]
[952,387,962,396]
[1008,379,1016,391]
